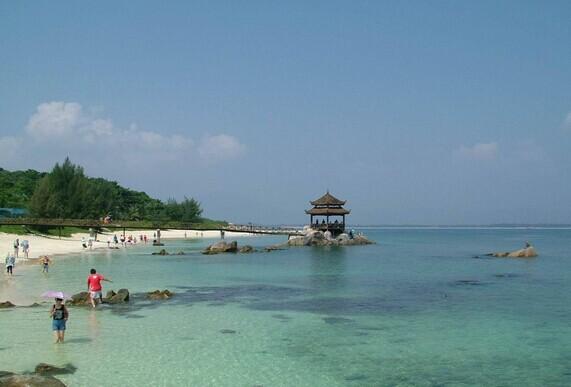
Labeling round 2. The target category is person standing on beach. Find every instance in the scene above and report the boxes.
[41,255,51,273]
[50,298,68,343]
[5,253,15,275]
[87,268,112,308]
[21,240,29,259]
[13,239,19,259]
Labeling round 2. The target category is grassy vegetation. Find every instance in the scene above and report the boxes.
[0,225,30,235]
[0,225,93,237]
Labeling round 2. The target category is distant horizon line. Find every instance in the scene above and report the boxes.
[256,223,571,228]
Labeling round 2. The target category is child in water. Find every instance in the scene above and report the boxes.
[41,255,51,273]
[50,298,69,343]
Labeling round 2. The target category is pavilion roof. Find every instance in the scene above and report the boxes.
[305,207,350,215]
[310,191,346,206]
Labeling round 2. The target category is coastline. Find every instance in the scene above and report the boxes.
[0,228,250,262]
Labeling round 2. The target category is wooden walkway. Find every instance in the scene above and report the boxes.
[0,217,304,237]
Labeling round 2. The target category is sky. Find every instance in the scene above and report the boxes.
[1,1,570,225]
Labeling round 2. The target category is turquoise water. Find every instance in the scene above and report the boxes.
[1,228,571,386]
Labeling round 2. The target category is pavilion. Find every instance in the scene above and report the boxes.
[306,191,350,236]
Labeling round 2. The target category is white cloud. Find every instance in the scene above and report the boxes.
[26,102,84,138]
[455,142,498,161]
[198,134,246,161]
[1,101,245,171]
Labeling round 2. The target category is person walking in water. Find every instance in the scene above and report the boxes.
[41,255,51,273]
[87,268,112,308]
[50,297,69,343]
[5,253,15,275]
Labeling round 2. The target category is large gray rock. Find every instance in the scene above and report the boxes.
[202,241,238,254]
[69,292,90,306]
[490,246,538,258]
[0,374,66,387]
[106,289,129,304]
[286,231,374,247]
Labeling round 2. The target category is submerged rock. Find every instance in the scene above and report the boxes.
[146,289,174,300]
[34,363,76,376]
[239,245,256,253]
[0,374,66,387]
[0,301,15,309]
[202,241,238,255]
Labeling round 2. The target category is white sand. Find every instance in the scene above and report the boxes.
[0,229,249,262]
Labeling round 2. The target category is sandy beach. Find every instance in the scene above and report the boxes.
[0,229,249,262]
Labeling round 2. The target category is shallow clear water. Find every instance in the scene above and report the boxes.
[1,229,571,386]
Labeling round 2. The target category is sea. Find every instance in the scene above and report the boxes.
[1,228,570,386]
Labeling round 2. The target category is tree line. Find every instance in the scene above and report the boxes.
[2,158,204,223]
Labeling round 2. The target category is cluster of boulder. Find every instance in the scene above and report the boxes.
[0,363,75,386]
[202,241,256,255]
[201,229,374,255]
[68,289,130,306]
[488,245,538,258]
[286,229,374,247]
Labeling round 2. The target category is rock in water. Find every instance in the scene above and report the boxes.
[69,292,91,306]
[202,241,239,254]
[0,301,15,309]
[107,289,130,304]
[34,363,76,375]
[0,374,66,387]
[146,290,174,300]
[286,230,374,247]
[239,245,255,253]
[508,246,537,258]
[490,246,538,258]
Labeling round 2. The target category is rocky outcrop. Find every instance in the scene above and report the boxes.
[151,250,185,256]
[146,289,174,300]
[0,374,66,387]
[69,292,90,306]
[287,231,374,247]
[105,289,130,304]
[202,241,238,255]
[0,301,15,309]
[239,245,256,253]
[489,246,538,258]
[69,289,130,306]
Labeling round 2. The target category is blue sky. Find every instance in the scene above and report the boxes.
[1,1,570,224]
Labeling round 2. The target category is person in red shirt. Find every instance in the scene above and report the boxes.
[87,268,112,308]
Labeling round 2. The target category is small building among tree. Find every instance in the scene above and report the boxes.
[306,191,350,236]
